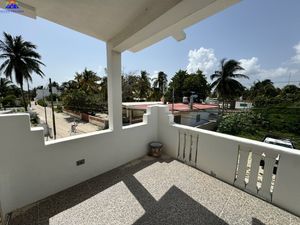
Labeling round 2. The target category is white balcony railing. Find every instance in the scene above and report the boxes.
[0,105,299,219]
[157,106,300,217]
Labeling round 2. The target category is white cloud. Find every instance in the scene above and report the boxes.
[186,43,300,87]
[239,57,293,81]
[291,42,300,64]
[186,47,218,75]
[259,67,290,79]
[239,57,261,75]
[149,70,159,85]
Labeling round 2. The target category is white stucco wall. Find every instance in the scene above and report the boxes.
[235,101,253,109]
[179,111,210,126]
[35,87,61,100]
[0,106,158,215]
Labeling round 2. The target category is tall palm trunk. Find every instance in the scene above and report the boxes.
[20,84,28,112]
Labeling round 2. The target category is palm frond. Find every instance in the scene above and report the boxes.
[210,72,221,80]
[231,73,249,79]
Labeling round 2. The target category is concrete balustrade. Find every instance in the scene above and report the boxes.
[157,106,300,216]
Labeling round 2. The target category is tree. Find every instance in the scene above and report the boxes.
[99,76,108,101]
[281,84,299,96]
[166,69,210,103]
[210,59,249,113]
[0,32,45,111]
[61,69,107,113]
[0,77,12,98]
[166,70,188,102]
[183,70,210,101]
[48,81,59,89]
[122,73,139,102]
[249,79,278,99]
[74,68,101,94]
[137,70,151,100]
[60,80,77,92]
[152,71,168,99]
[247,79,282,106]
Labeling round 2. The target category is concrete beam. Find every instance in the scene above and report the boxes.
[111,0,240,52]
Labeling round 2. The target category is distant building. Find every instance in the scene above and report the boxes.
[234,101,253,109]
[122,102,219,129]
[35,87,61,100]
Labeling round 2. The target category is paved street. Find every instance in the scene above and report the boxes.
[30,103,101,140]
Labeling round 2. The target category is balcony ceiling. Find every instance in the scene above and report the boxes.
[13,0,239,52]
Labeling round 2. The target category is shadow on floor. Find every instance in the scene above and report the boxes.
[133,185,228,225]
[9,157,268,225]
[9,157,167,225]
[252,218,267,225]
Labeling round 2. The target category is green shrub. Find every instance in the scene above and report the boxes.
[1,95,16,107]
[37,99,47,107]
[217,112,265,135]
[29,112,40,125]
[55,105,63,113]
[46,93,60,102]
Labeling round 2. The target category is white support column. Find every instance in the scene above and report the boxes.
[106,43,122,132]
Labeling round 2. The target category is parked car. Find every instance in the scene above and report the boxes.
[260,135,294,174]
[263,136,295,149]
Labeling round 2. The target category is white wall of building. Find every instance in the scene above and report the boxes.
[180,111,210,126]
[35,87,61,100]
[235,101,253,109]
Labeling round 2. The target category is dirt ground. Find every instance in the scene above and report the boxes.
[31,103,102,140]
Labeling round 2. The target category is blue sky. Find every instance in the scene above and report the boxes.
[0,0,300,88]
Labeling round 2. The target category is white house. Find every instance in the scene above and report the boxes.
[35,87,61,100]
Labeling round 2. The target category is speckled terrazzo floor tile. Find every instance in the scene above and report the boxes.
[8,156,300,225]
[10,203,38,225]
[234,192,291,225]
[86,157,157,196]
[291,214,300,225]
[38,182,90,222]
[133,161,175,201]
[134,186,227,225]
[49,181,145,225]
[170,161,233,216]
[218,189,248,225]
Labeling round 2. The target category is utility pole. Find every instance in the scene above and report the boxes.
[42,90,49,141]
[27,82,31,107]
[172,87,174,114]
[49,78,57,139]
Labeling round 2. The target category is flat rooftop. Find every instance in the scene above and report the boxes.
[123,102,218,112]
[9,156,300,225]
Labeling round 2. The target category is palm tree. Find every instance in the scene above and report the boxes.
[210,59,249,113]
[0,32,45,111]
[152,71,168,99]
[137,70,151,99]
[75,68,100,94]
[99,76,108,101]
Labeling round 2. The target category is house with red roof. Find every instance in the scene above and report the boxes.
[122,102,219,129]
